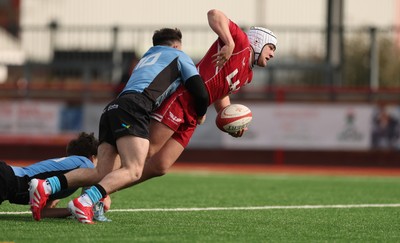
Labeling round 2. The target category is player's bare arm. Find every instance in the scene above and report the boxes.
[207,9,235,67]
[214,95,231,113]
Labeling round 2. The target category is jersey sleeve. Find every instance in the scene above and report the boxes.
[217,20,248,50]
[177,52,199,83]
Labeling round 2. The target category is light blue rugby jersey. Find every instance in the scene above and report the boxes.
[11,155,94,178]
[120,45,199,108]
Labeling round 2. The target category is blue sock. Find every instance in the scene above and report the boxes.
[47,176,61,194]
[85,186,103,204]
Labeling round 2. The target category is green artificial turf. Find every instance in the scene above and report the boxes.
[1,172,399,242]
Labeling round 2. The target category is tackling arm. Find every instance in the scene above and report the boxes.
[184,75,209,124]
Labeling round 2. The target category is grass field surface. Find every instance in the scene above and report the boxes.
[1,170,400,242]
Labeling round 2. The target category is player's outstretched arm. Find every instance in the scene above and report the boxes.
[40,200,71,218]
[207,9,235,67]
[41,208,71,218]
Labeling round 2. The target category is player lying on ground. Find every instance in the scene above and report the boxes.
[29,27,209,223]
[0,132,110,221]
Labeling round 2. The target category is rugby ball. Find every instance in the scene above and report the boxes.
[216,104,252,133]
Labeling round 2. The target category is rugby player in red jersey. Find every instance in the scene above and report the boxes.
[139,9,277,184]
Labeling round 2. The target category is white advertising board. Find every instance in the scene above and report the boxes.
[0,101,62,134]
[222,103,374,150]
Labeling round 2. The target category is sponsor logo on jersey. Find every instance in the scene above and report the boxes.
[107,104,119,111]
[168,111,182,124]
[121,123,131,129]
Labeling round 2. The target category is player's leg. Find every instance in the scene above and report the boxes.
[29,140,117,221]
[68,140,138,224]
[0,161,15,205]
[63,162,113,188]
[99,135,149,192]
[68,136,149,224]
[145,137,184,177]
[147,119,176,158]
[29,150,116,221]
[48,139,118,189]
[132,120,183,185]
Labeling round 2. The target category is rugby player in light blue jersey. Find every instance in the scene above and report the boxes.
[1,132,110,221]
[30,28,209,223]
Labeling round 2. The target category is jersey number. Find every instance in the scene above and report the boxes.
[225,69,240,93]
[135,52,162,69]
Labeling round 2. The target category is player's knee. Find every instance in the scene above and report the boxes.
[151,163,169,177]
[152,168,166,177]
[125,165,144,182]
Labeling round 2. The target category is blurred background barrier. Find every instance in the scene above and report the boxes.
[1,25,399,101]
[0,0,400,166]
[0,0,399,101]
[1,100,400,166]
[1,101,399,151]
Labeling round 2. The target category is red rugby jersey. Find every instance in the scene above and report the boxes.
[196,20,253,104]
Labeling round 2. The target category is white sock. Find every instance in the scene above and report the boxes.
[78,194,94,207]
[43,180,52,195]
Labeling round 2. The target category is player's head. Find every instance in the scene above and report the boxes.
[66,132,98,159]
[247,26,277,67]
[153,28,182,49]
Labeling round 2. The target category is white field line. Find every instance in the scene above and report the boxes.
[2,203,400,215]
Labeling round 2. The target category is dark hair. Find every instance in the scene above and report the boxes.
[66,132,98,158]
[152,28,182,46]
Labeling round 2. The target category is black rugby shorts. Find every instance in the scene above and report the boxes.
[98,93,153,146]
